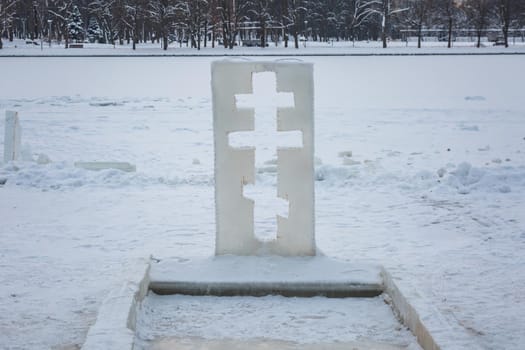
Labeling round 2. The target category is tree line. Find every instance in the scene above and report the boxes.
[1,0,524,50]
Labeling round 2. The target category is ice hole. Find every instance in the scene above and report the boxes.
[229,72,302,241]
[229,72,302,167]
[243,183,289,241]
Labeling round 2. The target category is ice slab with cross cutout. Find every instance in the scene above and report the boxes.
[212,60,315,256]
[3,111,22,164]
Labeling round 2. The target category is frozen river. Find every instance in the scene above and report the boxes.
[0,55,524,349]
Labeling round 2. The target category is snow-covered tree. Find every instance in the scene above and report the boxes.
[87,17,103,43]
[5,0,522,50]
[88,0,117,45]
[68,5,84,42]
[306,0,339,42]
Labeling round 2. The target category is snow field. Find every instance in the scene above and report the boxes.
[0,55,524,349]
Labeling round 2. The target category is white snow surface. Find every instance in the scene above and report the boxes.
[134,294,419,349]
[0,55,524,349]
[1,38,525,56]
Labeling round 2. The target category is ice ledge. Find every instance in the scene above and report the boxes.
[149,256,383,298]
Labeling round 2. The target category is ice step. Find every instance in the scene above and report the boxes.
[148,256,384,298]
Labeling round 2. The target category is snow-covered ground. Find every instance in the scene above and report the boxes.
[0,55,524,349]
[1,38,525,56]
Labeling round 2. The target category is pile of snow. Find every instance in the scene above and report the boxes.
[0,162,212,189]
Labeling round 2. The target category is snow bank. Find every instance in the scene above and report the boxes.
[3,157,523,195]
[0,162,212,189]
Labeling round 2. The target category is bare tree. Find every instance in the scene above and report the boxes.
[283,0,306,48]
[0,0,18,49]
[463,0,496,48]
[32,0,49,50]
[123,0,144,50]
[497,0,520,47]
[48,0,73,48]
[280,0,288,47]
[247,0,272,47]
[207,0,220,47]
[344,0,378,46]
[110,0,127,45]
[148,0,180,50]
[217,0,248,49]
[361,0,408,48]
[432,0,461,48]
[184,0,209,49]
[404,0,433,48]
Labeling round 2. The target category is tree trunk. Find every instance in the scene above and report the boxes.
[447,17,452,48]
[228,25,235,49]
[260,21,266,48]
[222,24,228,48]
[417,24,422,48]
[163,36,168,50]
[204,21,208,47]
[108,27,114,45]
[477,30,481,48]
[0,37,3,49]
[282,0,289,48]
[382,1,388,48]
[503,24,509,48]
[500,0,510,48]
